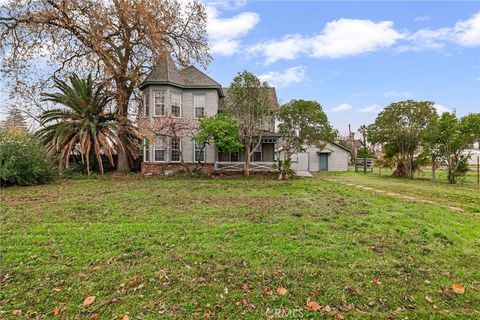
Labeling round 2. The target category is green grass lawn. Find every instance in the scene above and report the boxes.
[1,174,479,319]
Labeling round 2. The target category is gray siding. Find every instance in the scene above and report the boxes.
[282,143,349,172]
[142,85,219,164]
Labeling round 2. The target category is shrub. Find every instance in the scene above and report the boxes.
[0,129,57,186]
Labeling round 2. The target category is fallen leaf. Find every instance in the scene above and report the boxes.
[89,313,100,318]
[12,309,22,316]
[425,295,433,303]
[121,315,129,320]
[83,296,96,306]
[263,287,273,296]
[276,287,288,296]
[306,299,322,311]
[452,283,465,294]
[324,305,332,312]
[372,277,382,285]
[53,306,62,315]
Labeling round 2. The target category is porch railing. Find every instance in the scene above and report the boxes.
[214,161,276,172]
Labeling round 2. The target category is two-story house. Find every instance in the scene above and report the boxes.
[138,54,279,175]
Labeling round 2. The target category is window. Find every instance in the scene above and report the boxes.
[144,139,150,162]
[230,151,239,162]
[144,92,150,117]
[252,144,262,162]
[194,95,205,118]
[194,141,205,162]
[154,136,165,162]
[153,91,165,116]
[171,92,182,117]
[170,138,181,162]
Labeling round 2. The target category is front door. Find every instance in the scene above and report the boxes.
[319,153,329,171]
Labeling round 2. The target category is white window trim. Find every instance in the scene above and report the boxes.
[170,137,181,162]
[153,90,166,117]
[194,94,206,119]
[170,91,182,118]
[194,141,206,162]
[153,137,166,163]
[144,92,150,117]
[143,138,151,162]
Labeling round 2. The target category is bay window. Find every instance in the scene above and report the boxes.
[153,91,165,116]
[154,136,165,162]
[170,138,181,161]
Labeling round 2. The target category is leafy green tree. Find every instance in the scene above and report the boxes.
[225,71,278,176]
[368,100,437,178]
[194,114,244,164]
[277,99,336,160]
[0,130,56,186]
[423,112,480,184]
[37,74,138,174]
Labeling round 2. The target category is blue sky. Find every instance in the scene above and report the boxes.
[206,0,480,135]
[1,1,479,135]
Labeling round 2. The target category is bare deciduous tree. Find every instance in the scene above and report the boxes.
[225,71,277,176]
[0,0,210,170]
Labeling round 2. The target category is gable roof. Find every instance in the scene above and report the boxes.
[331,142,352,153]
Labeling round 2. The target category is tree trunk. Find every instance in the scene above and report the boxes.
[115,82,133,172]
[86,151,90,175]
[244,137,252,177]
[117,132,130,172]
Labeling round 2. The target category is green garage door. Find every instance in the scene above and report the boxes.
[319,153,329,171]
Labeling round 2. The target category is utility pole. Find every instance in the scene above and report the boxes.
[358,125,367,174]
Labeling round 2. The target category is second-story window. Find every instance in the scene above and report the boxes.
[194,94,205,119]
[144,92,150,117]
[170,138,181,161]
[171,92,182,117]
[154,91,165,116]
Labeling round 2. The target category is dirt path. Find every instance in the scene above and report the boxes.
[325,178,464,212]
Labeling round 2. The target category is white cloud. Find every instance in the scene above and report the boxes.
[455,11,480,46]
[204,0,246,11]
[258,66,307,88]
[207,6,259,55]
[330,103,352,112]
[248,18,404,63]
[248,35,308,64]
[434,103,451,114]
[414,16,431,23]
[248,12,480,62]
[397,28,452,52]
[383,91,413,98]
[309,19,404,59]
[398,11,480,52]
[358,104,382,113]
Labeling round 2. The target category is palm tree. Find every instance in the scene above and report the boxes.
[37,74,137,174]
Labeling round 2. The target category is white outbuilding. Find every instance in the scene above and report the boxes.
[279,142,350,172]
